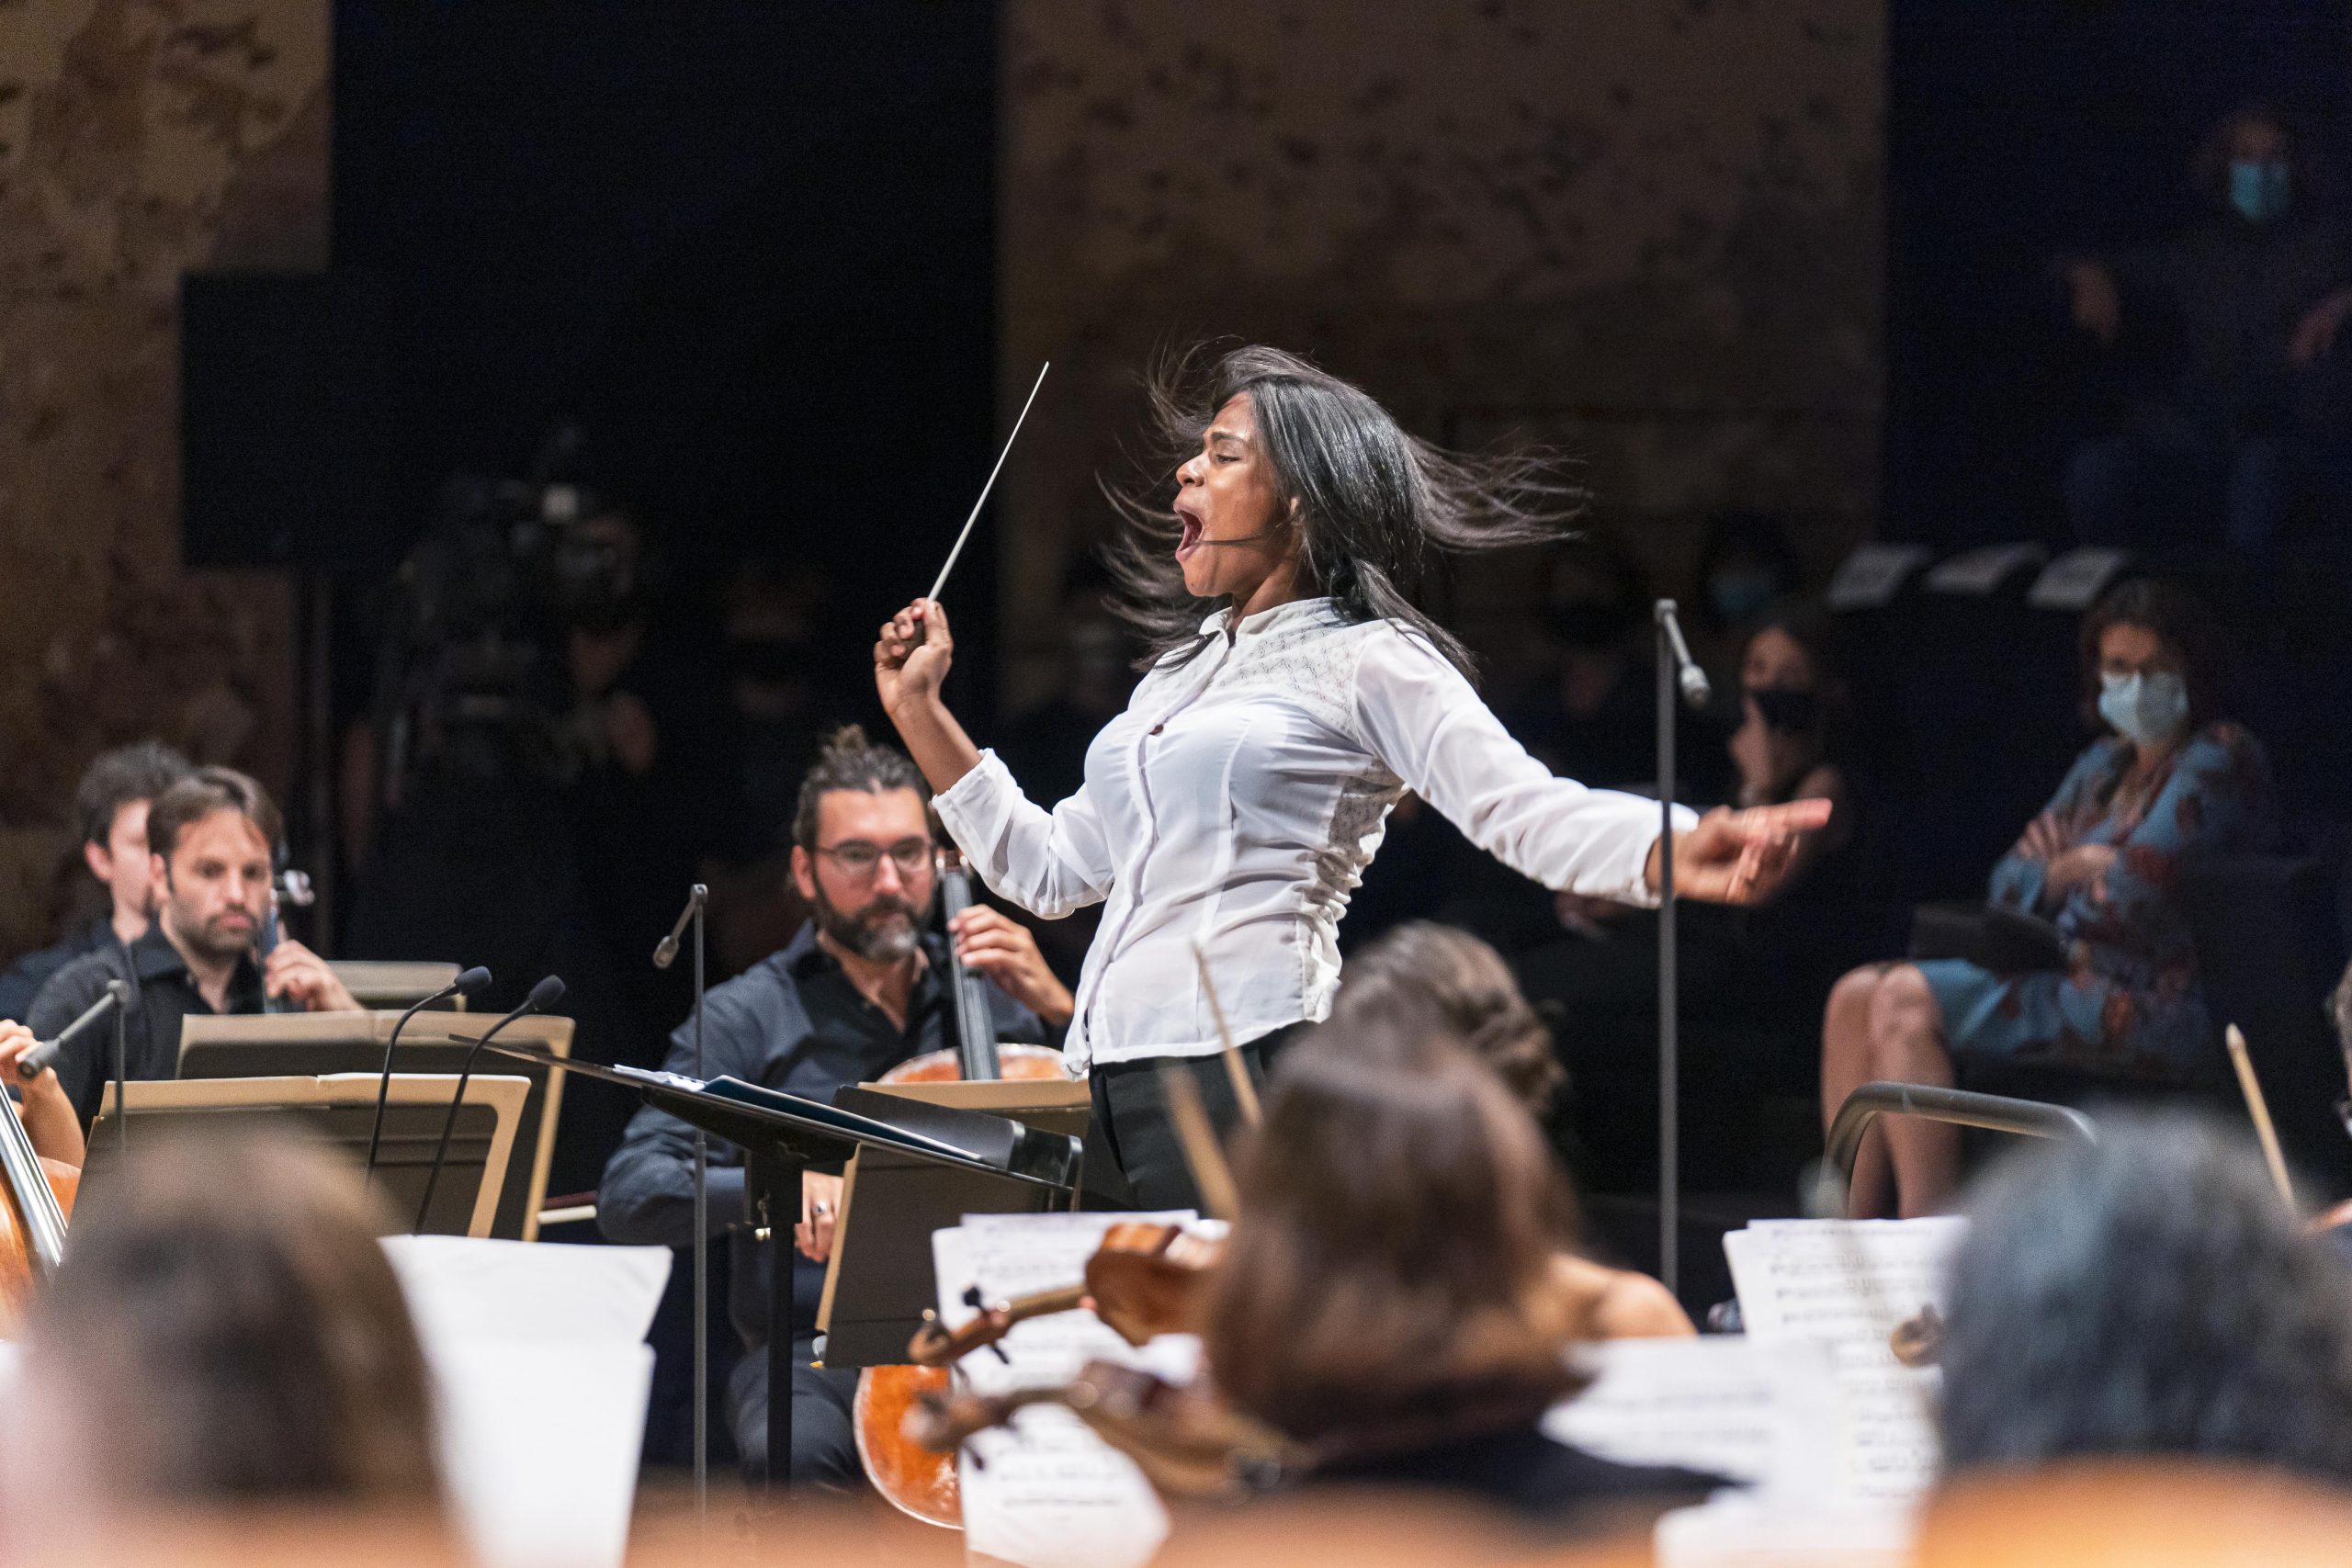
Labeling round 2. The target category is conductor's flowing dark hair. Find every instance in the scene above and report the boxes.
[1105,344,1581,678]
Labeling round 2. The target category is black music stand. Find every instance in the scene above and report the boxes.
[475,1041,1082,1495]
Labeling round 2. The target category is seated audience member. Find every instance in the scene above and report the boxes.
[1329,921,1692,1339]
[1939,1109,2352,1485]
[600,726,1070,1489]
[1711,606,1872,1014]
[0,1128,443,1555]
[1200,1021,1721,1531]
[1506,535,1658,792]
[2061,103,2352,550]
[27,768,358,1127]
[1822,581,2276,1217]
[0,742,191,1023]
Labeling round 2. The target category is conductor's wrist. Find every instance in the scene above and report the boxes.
[888,688,947,727]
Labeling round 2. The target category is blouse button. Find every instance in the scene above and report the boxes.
[1148,724,1165,736]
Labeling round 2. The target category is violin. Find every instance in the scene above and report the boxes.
[906,1220,1224,1368]
[852,847,1071,1529]
[908,1358,1298,1501]
[0,1065,77,1335]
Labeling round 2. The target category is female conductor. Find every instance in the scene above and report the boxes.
[877,345,1824,1208]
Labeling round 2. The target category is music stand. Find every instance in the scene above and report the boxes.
[89,1073,528,1238]
[471,1041,1081,1495]
[817,1075,1091,1367]
[175,1011,571,1238]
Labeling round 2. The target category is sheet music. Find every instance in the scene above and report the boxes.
[1724,1217,1964,1345]
[381,1238,667,1568]
[1833,1344,1940,1498]
[1724,1218,1962,1497]
[932,1212,1200,1568]
[382,1235,671,1345]
[1542,1336,1839,1497]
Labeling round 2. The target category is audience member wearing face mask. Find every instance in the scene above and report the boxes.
[1820,580,2277,1218]
[1939,1109,2352,1488]
[2061,103,2352,549]
[1505,605,1870,1193]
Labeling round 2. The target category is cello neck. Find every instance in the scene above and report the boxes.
[0,1081,68,1277]
[937,852,1001,1081]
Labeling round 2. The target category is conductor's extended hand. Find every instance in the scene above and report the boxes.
[1645,798,1834,906]
[876,598,954,719]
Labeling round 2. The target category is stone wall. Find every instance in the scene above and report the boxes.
[0,0,325,959]
[999,0,1882,703]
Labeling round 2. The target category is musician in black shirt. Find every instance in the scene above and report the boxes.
[28,768,356,1127]
[600,726,1070,1489]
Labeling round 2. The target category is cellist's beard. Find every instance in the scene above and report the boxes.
[814,888,922,963]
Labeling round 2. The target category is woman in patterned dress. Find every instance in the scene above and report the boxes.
[1821,580,2277,1218]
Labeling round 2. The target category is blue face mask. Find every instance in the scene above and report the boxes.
[2229,158,2291,224]
[2098,670,2189,746]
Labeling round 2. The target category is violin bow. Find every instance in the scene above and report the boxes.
[926,361,1051,604]
[1156,1063,1241,1223]
[1192,942,1262,1130]
[2225,1023,2296,1210]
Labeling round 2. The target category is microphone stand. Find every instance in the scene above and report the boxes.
[1653,600,1708,1299]
[108,978,129,1162]
[654,886,710,1524]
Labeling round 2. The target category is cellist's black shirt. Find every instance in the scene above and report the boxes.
[598,922,1046,1341]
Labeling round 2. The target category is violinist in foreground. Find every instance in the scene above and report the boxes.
[920,1013,1719,1530]
[1199,1017,1721,1529]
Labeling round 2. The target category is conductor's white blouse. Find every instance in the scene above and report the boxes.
[933,597,1695,1071]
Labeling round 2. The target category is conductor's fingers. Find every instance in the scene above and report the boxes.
[1734,798,1831,838]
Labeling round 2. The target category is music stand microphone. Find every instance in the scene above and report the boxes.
[415,976,564,1233]
[1654,599,1710,1300]
[363,965,492,1189]
[653,885,712,1523]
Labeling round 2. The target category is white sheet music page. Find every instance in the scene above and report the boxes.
[1542,1336,1838,1498]
[933,1212,1203,1568]
[1723,1218,1965,1498]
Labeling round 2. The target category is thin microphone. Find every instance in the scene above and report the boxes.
[652,885,707,971]
[18,984,128,1081]
[1656,599,1712,709]
[414,975,564,1233]
[362,965,492,1189]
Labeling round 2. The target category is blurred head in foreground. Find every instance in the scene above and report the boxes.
[1204,1021,1584,1445]
[1939,1109,2352,1484]
[5,1127,441,1544]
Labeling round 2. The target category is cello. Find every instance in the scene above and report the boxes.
[852,848,1068,1528]
[0,1051,78,1334]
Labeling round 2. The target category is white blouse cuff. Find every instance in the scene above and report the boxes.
[932,748,1012,843]
[1610,801,1702,908]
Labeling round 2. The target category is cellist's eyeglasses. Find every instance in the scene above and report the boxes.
[815,839,933,881]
